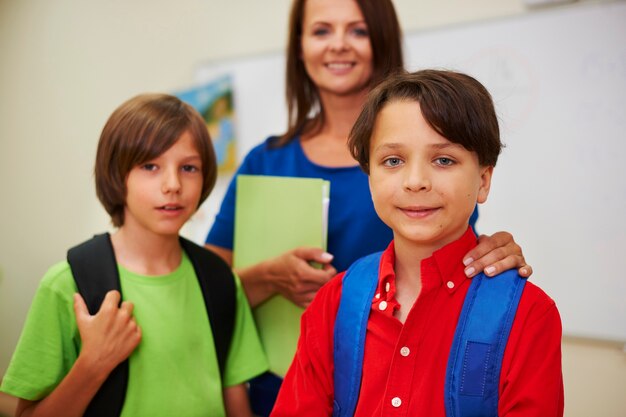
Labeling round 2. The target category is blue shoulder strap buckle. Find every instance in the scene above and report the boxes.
[444,270,526,417]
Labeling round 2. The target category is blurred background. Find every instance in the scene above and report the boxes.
[1,1,625,415]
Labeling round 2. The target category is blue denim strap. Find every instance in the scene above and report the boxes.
[332,252,382,417]
[444,270,526,417]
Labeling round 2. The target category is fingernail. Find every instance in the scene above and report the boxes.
[463,257,473,266]
[520,268,528,276]
[464,266,475,277]
[485,266,496,276]
[320,252,334,262]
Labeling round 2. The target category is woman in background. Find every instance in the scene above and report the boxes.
[205,0,532,414]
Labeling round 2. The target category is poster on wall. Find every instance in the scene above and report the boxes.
[175,74,237,173]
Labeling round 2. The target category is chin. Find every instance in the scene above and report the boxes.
[321,81,369,97]
[153,225,185,237]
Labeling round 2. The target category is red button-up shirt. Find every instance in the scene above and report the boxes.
[272,228,563,417]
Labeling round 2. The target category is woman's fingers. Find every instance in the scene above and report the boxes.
[463,232,532,278]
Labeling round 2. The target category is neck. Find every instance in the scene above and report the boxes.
[393,240,430,285]
[392,241,428,324]
[316,89,368,140]
[111,225,182,276]
[299,89,368,167]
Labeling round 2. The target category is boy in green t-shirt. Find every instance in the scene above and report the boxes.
[0,94,268,417]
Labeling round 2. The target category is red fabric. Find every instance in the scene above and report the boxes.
[272,228,563,417]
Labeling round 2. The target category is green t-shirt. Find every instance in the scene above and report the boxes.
[1,253,268,417]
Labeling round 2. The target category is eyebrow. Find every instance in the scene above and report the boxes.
[179,154,202,162]
[372,142,405,153]
[429,142,463,151]
[372,141,463,153]
[309,19,366,26]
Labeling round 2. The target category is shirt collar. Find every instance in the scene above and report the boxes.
[429,227,478,293]
[377,227,478,300]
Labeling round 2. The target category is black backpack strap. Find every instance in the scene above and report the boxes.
[66,234,235,416]
[67,233,128,417]
[180,237,236,378]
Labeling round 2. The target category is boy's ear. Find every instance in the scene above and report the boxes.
[476,166,493,204]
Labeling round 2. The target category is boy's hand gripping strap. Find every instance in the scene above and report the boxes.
[68,233,236,417]
[332,252,382,417]
[444,270,526,417]
[67,233,127,417]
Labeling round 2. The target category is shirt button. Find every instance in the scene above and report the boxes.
[379,301,388,311]
[391,397,402,407]
[400,346,410,357]
[446,281,455,289]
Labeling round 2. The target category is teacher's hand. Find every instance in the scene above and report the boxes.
[267,247,337,308]
[463,231,533,279]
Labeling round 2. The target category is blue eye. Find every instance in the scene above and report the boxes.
[383,157,403,167]
[435,157,455,166]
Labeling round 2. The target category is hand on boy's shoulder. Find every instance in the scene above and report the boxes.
[464,232,533,279]
[73,290,141,377]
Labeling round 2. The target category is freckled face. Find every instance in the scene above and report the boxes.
[123,131,204,238]
[300,0,373,99]
[368,100,493,252]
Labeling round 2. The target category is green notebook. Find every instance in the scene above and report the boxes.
[233,174,330,376]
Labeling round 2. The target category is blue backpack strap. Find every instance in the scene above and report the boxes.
[332,252,382,417]
[444,269,526,417]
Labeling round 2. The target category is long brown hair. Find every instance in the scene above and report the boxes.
[278,0,404,145]
[95,94,217,227]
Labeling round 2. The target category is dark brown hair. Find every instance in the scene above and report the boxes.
[95,93,217,227]
[349,69,502,172]
[278,0,404,145]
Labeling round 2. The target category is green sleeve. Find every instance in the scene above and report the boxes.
[0,262,79,400]
[222,274,269,387]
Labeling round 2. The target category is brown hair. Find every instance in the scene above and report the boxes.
[349,69,502,172]
[278,0,404,145]
[95,93,217,227]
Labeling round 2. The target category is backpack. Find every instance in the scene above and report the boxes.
[67,233,236,417]
[332,251,526,417]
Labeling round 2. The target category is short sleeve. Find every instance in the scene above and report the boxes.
[205,144,263,249]
[222,274,269,387]
[0,262,79,401]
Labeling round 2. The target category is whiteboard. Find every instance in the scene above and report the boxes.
[195,1,626,342]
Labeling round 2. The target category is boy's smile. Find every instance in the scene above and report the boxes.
[398,205,441,219]
[123,130,203,239]
[368,99,493,254]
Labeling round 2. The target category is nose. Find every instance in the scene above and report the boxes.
[403,163,431,192]
[329,31,349,52]
[162,167,181,194]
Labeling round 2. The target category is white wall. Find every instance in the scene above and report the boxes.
[1,1,624,416]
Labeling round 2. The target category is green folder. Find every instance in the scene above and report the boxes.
[233,174,330,377]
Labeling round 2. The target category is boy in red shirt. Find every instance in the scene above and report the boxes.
[271,70,563,416]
